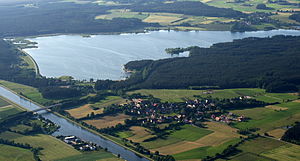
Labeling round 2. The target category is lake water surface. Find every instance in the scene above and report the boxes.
[24,30,300,80]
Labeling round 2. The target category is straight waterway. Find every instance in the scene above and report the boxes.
[0,85,148,161]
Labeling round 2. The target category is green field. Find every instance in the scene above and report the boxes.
[129,88,297,103]
[229,137,300,161]
[230,152,274,161]
[0,97,10,107]
[141,124,213,149]
[203,0,299,13]
[0,80,54,105]
[231,101,300,133]
[0,105,23,120]
[10,124,33,133]
[173,138,241,160]
[55,150,122,161]
[0,131,81,161]
[96,9,149,20]
[0,144,35,161]
[261,144,300,161]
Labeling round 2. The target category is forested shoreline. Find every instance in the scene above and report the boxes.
[105,35,300,93]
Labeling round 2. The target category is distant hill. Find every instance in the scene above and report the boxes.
[119,35,300,92]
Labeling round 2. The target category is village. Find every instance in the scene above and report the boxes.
[117,96,253,126]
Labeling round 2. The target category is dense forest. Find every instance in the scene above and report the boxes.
[130,1,245,18]
[290,13,300,23]
[0,1,158,37]
[0,40,36,81]
[112,35,300,92]
[282,122,300,145]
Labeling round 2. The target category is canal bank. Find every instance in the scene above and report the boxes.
[0,84,150,161]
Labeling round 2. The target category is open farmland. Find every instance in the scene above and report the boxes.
[0,105,23,120]
[229,137,300,161]
[66,104,104,119]
[128,88,279,102]
[67,96,126,119]
[10,124,33,133]
[84,114,131,129]
[142,13,184,25]
[0,144,35,161]
[127,126,155,142]
[173,138,241,160]
[231,101,300,133]
[141,124,213,151]
[138,122,241,158]
[202,0,300,13]
[95,9,148,20]
[54,150,123,161]
[261,144,300,161]
[0,131,81,161]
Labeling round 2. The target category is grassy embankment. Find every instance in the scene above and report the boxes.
[0,96,24,121]
[0,80,55,105]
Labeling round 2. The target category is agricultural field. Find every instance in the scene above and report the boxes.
[173,138,241,160]
[0,130,122,161]
[141,124,213,151]
[84,113,131,129]
[67,104,104,119]
[202,0,300,13]
[0,80,54,105]
[95,9,149,20]
[142,13,184,25]
[0,131,80,161]
[54,150,123,161]
[0,105,23,120]
[10,124,33,133]
[271,13,300,24]
[0,144,35,161]
[117,126,156,142]
[229,137,300,161]
[128,88,297,103]
[95,9,236,28]
[67,96,126,119]
[120,122,241,160]
[231,101,300,134]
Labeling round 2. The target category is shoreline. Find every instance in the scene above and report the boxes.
[4,26,300,39]
[19,48,41,77]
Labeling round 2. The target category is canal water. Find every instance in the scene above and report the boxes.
[0,86,148,161]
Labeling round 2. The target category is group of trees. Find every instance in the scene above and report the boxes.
[112,36,300,93]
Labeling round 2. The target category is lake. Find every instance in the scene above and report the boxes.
[24,29,300,80]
